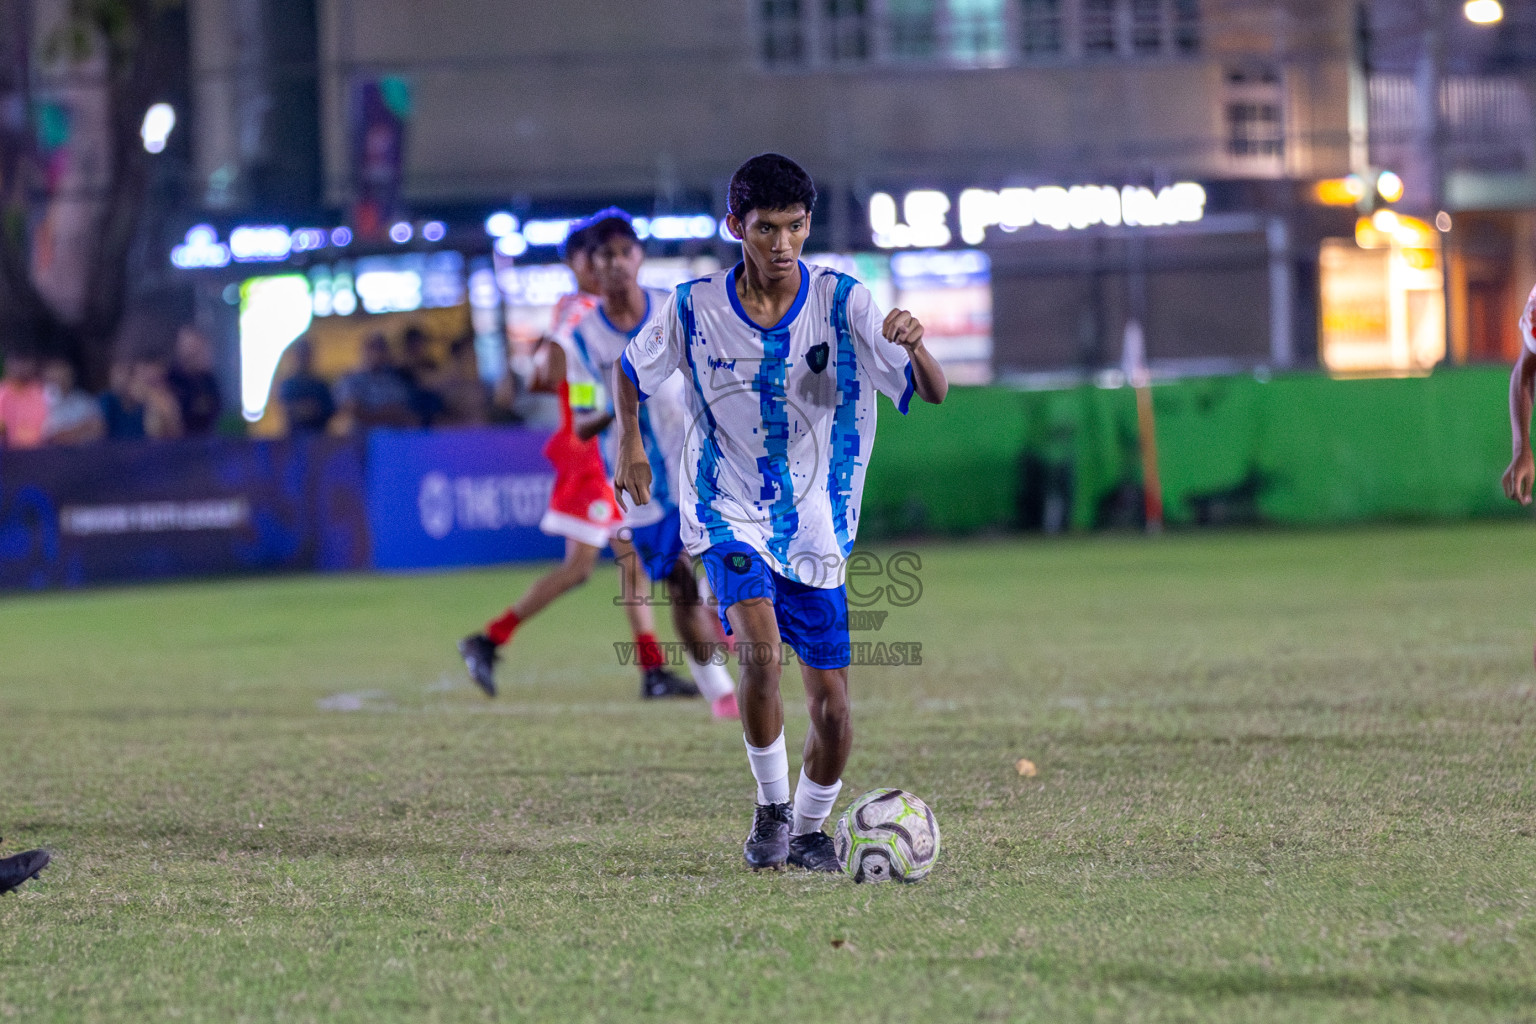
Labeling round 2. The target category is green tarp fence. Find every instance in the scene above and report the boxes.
[861,366,1526,537]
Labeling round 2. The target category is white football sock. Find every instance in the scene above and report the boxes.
[684,651,735,702]
[744,731,790,805]
[791,767,843,836]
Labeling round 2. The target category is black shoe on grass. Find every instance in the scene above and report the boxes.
[0,848,50,895]
[788,831,841,873]
[641,667,699,699]
[458,633,499,697]
[743,801,791,870]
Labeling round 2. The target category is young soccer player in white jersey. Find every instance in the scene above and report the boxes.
[1502,283,1536,504]
[569,213,739,718]
[612,153,948,871]
[459,217,699,703]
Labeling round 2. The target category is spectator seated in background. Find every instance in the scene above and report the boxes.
[278,337,335,434]
[430,335,492,427]
[100,357,184,440]
[334,333,419,433]
[41,358,105,445]
[168,326,223,436]
[0,351,48,450]
[398,325,447,427]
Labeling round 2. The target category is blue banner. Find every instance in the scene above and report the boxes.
[365,427,564,570]
[0,436,370,591]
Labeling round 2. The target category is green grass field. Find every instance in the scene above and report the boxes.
[3,523,1536,1022]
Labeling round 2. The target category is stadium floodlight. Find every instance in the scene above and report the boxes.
[1464,0,1502,24]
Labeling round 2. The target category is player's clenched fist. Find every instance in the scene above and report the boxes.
[882,308,924,351]
[1504,448,1534,505]
[612,436,652,512]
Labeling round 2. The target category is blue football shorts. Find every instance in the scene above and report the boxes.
[625,506,687,582]
[700,541,851,670]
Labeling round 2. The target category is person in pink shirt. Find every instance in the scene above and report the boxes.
[0,352,49,450]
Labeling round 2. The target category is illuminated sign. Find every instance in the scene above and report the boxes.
[239,275,313,421]
[229,225,294,261]
[171,225,230,269]
[869,183,1208,248]
[483,210,723,251]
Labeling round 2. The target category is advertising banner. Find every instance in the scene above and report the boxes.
[0,436,369,591]
[365,427,563,570]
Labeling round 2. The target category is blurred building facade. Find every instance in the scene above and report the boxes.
[177,0,1536,383]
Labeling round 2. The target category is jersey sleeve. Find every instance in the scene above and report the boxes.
[848,282,916,415]
[619,291,685,403]
[1521,283,1536,354]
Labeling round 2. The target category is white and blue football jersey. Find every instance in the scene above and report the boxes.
[570,286,688,528]
[620,262,914,588]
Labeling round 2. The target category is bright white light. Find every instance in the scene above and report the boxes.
[355,269,422,314]
[1376,170,1405,203]
[485,212,518,237]
[389,221,413,244]
[494,234,528,257]
[1464,0,1503,24]
[1372,209,1400,233]
[330,281,357,316]
[422,220,446,242]
[141,103,175,154]
[1436,211,1453,232]
[870,191,950,248]
[522,219,575,247]
[239,275,312,421]
[171,224,230,269]
[229,225,292,262]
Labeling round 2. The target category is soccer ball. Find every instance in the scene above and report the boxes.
[833,789,941,883]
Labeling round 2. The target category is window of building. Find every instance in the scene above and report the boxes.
[1173,0,1200,53]
[761,0,806,65]
[1227,102,1284,157]
[1081,0,1118,54]
[888,0,940,58]
[824,0,871,61]
[1131,0,1163,53]
[1019,0,1062,56]
[949,0,1008,65]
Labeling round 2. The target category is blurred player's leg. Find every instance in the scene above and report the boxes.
[664,557,738,719]
[612,535,694,700]
[787,664,849,872]
[459,539,601,696]
[729,595,791,869]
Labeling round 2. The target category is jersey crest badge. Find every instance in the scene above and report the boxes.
[806,342,829,374]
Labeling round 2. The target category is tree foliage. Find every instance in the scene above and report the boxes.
[0,0,182,386]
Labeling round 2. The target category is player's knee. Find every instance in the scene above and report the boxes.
[738,643,782,691]
[565,560,595,587]
[808,691,851,738]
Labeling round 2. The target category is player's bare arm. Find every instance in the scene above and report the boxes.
[529,336,567,393]
[573,410,613,442]
[882,308,948,406]
[1503,345,1536,504]
[611,368,651,512]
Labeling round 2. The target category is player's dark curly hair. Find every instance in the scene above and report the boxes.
[727,153,817,221]
[588,215,639,249]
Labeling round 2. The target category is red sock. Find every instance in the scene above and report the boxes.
[635,632,665,671]
[486,609,521,646]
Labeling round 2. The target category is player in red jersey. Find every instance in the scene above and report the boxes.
[459,217,718,708]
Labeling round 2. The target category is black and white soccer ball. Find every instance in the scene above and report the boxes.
[833,789,940,883]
